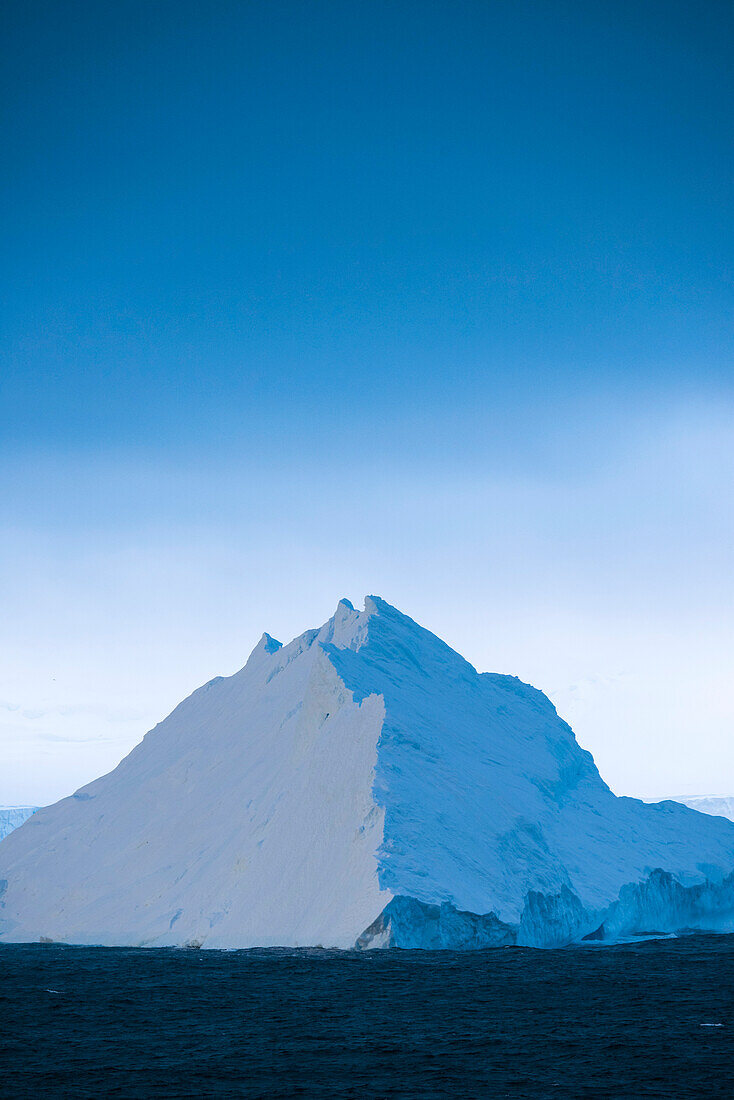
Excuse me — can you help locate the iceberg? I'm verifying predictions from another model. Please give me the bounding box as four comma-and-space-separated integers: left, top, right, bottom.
1, 597, 733, 949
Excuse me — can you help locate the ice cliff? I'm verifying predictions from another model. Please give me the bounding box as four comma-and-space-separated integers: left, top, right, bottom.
1, 597, 733, 950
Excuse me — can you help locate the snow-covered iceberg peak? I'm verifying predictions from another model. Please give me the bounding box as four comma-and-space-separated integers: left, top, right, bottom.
1, 596, 734, 950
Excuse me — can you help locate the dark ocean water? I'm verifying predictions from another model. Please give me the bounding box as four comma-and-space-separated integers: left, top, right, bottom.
2, 936, 734, 1098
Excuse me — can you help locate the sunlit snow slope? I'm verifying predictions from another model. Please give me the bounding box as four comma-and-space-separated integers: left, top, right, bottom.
2, 597, 733, 949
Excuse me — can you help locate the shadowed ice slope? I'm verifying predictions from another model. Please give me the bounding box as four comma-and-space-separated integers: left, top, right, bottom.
1, 597, 734, 949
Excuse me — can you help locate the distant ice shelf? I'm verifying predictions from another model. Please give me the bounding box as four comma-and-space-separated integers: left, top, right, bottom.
664, 796, 734, 824
0, 808, 38, 842
1, 597, 734, 950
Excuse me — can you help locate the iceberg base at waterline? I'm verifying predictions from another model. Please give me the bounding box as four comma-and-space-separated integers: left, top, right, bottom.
356, 869, 734, 950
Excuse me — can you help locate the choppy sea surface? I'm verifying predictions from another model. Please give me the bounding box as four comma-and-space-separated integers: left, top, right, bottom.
2, 935, 734, 1097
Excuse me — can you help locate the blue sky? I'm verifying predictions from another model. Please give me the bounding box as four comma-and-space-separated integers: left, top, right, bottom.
1, 1, 733, 804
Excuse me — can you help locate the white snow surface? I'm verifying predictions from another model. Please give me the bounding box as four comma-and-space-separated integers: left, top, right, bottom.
1, 596, 734, 949
0, 807, 37, 842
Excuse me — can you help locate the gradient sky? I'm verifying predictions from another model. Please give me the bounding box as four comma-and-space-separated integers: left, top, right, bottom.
2, 0, 733, 806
